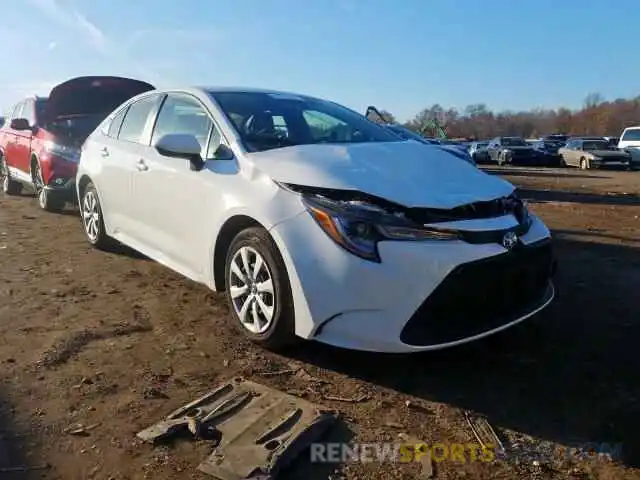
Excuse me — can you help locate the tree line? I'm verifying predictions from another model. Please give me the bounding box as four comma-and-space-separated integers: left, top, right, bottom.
374, 93, 640, 140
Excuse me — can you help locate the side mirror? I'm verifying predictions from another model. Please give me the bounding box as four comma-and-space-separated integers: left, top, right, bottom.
10, 118, 31, 131
154, 133, 205, 171
213, 144, 235, 160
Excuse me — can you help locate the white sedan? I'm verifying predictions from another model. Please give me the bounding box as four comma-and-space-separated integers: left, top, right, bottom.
76, 87, 556, 353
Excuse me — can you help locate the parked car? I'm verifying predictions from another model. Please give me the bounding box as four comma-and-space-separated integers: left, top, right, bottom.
541, 134, 569, 144
76, 87, 556, 353
532, 139, 564, 166
487, 136, 544, 166
468, 141, 491, 163
382, 124, 476, 166
0, 116, 5, 129
558, 138, 632, 169
0, 76, 154, 210
618, 126, 640, 169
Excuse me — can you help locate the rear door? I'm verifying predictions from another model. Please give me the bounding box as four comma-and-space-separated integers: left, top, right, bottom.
97, 94, 162, 241
3, 102, 28, 180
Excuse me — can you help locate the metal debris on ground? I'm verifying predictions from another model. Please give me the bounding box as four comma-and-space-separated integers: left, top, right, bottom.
321, 394, 370, 403
137, 377, 338, 479
464, 411, 505, 457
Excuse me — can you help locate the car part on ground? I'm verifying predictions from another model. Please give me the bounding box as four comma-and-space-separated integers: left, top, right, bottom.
137, 377, 338, 479
76, 86, 555, 353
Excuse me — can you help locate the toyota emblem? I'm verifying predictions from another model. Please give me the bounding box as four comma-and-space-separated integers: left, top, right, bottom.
502, 231, 518, 250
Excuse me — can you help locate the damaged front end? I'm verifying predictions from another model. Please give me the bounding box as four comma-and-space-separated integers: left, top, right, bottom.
278, 182, 533, 262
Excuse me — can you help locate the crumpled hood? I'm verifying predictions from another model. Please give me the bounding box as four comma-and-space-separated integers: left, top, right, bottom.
246, 141, 515, 209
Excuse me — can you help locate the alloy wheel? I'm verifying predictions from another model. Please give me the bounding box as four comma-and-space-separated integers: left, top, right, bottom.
33, 165, 46, 206
228, 246, 275, 334
82, 190, 100, 242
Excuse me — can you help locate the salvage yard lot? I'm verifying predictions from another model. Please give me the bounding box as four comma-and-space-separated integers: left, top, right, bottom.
1, 166, 640, 480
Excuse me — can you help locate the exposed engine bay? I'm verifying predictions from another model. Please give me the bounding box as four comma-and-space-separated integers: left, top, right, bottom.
281, 183, 530, 227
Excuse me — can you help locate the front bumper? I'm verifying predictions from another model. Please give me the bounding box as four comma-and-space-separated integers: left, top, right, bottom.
271, 211, 555, 353
40, 153, 78, 202
591, 158, 631, 168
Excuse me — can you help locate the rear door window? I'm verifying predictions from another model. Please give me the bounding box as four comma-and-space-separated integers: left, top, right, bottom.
118, 95, 158, 144
107, 107, 129, 138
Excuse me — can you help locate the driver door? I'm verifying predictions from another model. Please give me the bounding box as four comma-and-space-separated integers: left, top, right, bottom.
136, 93, 221, 277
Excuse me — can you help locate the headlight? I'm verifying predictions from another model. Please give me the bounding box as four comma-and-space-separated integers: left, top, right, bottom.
42, 141, 80, 163
302, 194, 459, 262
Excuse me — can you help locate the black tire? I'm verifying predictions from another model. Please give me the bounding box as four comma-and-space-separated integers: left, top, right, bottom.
1, 157, 22, 195
37, 188, 65, 212
80, 182, 112, 250
224, 227, 297, 350
32, 162, 64, 212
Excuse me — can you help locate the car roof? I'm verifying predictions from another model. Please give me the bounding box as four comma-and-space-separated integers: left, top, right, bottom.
197, 86, 318, 99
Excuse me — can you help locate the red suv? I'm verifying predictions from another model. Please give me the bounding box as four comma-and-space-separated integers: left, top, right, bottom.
0, 76, 154, 211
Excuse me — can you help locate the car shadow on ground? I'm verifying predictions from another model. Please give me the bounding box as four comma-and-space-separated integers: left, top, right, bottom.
285, 235, 640, 468
518, 188, 640, 206
482, 167, 609, 180
0, 387, 48, 479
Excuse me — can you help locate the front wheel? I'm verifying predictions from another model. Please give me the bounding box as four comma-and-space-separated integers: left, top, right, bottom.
32, 163, 64, 212
81, 183, 112, 250
224, 227, 297, 350
580, 158, 590, 170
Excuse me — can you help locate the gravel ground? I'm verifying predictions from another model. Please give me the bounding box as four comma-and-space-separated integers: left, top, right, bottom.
1, 165, 639, 480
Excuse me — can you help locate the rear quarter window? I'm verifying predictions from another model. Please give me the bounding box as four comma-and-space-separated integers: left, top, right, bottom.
621, 128, 640, 142
106, 107, 129, 138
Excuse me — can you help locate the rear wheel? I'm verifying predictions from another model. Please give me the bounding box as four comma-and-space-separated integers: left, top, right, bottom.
81, 183, 113, 250
32, 162, 64, 212
1, 158, 22, 195
224, 227, 297, 350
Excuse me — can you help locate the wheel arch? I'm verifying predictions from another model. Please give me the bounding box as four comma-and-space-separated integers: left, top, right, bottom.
212, 215, 269, 291
77, 174, 93, 201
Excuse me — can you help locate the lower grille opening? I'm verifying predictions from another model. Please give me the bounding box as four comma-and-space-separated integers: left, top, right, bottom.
400, 241, 554, 346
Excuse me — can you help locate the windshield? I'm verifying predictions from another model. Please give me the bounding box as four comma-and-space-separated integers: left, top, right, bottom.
583, 140, 609, 150
209, 91, 402, 152
544, 135, 568, 142
502, 137, 527, 146
386, 125, 430, 143
476, 143, 488, 148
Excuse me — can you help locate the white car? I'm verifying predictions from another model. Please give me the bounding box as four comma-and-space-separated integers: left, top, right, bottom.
76, 87, 556, 353
618, 126, 640, 169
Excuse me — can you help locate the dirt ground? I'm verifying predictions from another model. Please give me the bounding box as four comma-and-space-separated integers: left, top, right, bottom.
1, 166, 640, 480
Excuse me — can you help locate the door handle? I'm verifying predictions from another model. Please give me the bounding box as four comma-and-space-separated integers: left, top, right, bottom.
136, 159, 149, 171
100, 147, 109, 157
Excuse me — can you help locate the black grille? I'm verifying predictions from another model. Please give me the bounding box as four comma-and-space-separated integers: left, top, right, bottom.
405, 196, 526, 224
400, 240, 554, 346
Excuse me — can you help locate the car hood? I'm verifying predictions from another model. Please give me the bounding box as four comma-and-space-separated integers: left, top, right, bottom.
44, 76, 155, 122
246, 142, 514, 209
